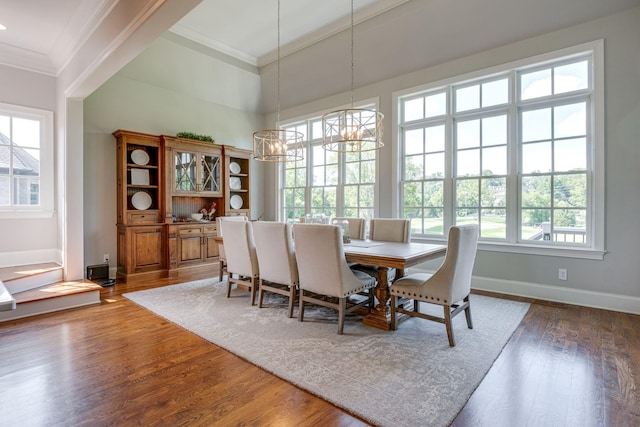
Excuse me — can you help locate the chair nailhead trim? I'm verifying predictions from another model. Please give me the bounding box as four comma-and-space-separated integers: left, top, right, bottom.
390, 289, 447, 303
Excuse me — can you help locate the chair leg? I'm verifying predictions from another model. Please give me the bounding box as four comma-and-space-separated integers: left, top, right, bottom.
226, 273, 233, 298
298, 290, 305, 322
338, 297, 346, 335
219, 260, 224, 282
464, 295, 473, 329
390, 295, 398, 330
250, 277, 257, 305
287, 285, 296, 318
444, 305, 455, 347
258, 278, 265, 308
368, 287, 374, 312
413, 299, 420, 313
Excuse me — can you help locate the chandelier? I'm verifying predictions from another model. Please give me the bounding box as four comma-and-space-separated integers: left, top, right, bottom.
322, 0, 383, 153
253, 0, 303, 162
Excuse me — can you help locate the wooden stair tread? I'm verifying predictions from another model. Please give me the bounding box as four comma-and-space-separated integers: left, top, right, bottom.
12, 281, 102, 304
0, 262, 62, 283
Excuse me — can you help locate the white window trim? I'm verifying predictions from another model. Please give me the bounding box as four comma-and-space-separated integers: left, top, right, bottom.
393, 40, 605, 260
0, 102, 55, 219
277, 97, 382, 222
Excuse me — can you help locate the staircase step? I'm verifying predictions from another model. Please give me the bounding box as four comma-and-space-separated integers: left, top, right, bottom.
0, 280, 101, 323
0, 263, 63, 294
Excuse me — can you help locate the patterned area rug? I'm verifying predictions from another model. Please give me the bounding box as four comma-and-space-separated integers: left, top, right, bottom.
125, 279, 529, 427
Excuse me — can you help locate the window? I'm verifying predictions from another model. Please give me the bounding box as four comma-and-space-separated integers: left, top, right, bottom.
398, 42, 603, 256
280, 106, 377, 222
0, 102, 54, 217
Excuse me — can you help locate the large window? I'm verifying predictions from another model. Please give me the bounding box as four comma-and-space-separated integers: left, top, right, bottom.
398, 42, 603, 255
280, 108, 377, 222
0, 102, 54, 217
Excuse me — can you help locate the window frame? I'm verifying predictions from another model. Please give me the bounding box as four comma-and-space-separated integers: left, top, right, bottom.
394, 40, 605, 260
0, 102, 54, 218
278, 100, 380, 222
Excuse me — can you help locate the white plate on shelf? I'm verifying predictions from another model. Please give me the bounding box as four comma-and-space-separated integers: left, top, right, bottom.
131, 149, 150, 165
229, 177, 241, 190
131, 168, 150, 185
229, 161, 241, 174
230, 194, 243, 209
131, 191, 152, 210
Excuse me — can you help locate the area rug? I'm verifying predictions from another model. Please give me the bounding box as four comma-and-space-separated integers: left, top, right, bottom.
125, 279, 529, 427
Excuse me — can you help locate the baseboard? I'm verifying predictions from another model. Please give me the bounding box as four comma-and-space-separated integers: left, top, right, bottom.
410, 268, 640, 315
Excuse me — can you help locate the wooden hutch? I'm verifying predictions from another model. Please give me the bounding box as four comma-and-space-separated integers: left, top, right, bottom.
113, 129, 252, 282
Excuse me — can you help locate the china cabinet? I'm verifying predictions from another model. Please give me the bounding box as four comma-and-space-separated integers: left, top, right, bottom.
113, 130, 252, 282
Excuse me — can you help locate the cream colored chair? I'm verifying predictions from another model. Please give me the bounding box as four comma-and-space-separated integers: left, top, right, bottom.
390, 224, 479, 346
219, 220, 259, 305
216, 215, 248, 281
253, 221, 299, 318
293, 223, 376, 335
331, 217, 366, 240
352, 218, 411, 282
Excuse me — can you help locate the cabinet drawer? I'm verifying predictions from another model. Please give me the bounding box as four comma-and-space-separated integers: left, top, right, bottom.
127, 211, 161, 224
178, 226, 203, 236
203, 225, 217, 235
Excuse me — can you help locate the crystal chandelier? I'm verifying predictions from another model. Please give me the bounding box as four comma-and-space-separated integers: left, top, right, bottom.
253, 0, 303, 162
322, 0, 383, 153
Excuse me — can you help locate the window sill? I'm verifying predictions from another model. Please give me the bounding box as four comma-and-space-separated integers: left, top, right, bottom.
412, 236, 606, 260
0, 210, 55, 220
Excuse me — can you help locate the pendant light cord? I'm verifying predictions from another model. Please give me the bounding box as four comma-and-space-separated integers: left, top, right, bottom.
276, 0, 282, 128
350, 0, 354, 108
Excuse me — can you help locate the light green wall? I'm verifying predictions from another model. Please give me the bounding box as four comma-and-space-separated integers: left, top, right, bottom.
83, 35, 264, 270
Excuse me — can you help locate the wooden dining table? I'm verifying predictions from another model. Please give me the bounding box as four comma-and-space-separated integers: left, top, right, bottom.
343, 240, 446, 330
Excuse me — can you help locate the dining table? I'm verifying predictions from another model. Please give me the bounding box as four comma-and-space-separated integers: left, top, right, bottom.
343, 239, 446, 330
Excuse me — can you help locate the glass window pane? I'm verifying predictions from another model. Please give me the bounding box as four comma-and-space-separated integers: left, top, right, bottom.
345, 162, 359, 184
456, 179, 479, 207
404, 97, 424, 121
405, 129, 423, 155
455, 85, 480, 112
311, 121, 322, 140
457, 209, 479, 224
296, 168, 307, 187
481, 210, 506, 239
521, 68, 552, 100
405, 155, 424, 180
482, 115, 507, 146
423, 210, 444, 235
312, 166, 324, 186
457, 149, 480, 177
522, 175, 551, 207
424, 181, 443, 207
425, 152, 444, 178
481, 177, 506, 207
0, 115, 9, 136
425, 92, 447, 117
360, 184, 374, 206
522, 141, 552, 174
294, 188, 305, 207
554, 209, 586, 230
425, 125, 445, 153
312, 145, 324, 166
325, 164, 338, 185
482, 78, 509, 107
521, 209, 551, 240
482, 146, 506, 175
554, 173, 587, 208
555, 138, 586, 172
522, 108, 551, 142
285, 168, 295, 186
361, 160, 375, 183
12, 118, 40, 148
554, 60, 589, 94
554, 102, 586, 139
0, 176, 9, 205
344, 185, 358, 206
457, 119, 480, 149
404, 182, 422, 207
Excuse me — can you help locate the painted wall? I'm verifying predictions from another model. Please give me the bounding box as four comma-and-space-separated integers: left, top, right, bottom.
0, 64, 60, 266
263, 7, 640, 309
83, 35, 264, 270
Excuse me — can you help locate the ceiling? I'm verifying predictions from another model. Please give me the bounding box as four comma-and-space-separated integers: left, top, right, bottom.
0, 0, 408, 75
0, 0, 639, 76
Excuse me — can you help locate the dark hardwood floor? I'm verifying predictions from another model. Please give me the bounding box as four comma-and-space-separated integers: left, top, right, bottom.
1, 274, 638, 426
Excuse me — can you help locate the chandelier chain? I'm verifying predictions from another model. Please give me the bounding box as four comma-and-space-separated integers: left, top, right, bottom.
350, 0, 354, 107
276, 0, 282, 127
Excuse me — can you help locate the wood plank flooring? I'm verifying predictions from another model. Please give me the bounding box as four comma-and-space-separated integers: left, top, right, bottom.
0, 276, 638, 426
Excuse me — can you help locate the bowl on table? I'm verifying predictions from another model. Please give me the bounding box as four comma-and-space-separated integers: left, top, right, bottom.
191, 213, 204, 221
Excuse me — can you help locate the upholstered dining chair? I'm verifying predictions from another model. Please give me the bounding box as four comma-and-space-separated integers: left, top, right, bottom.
352, 218, 411, 282
252, 221, 299, 318
216, 215, 248, 281
293, 223, 377, 335
331, 217, 366, 240
219, 220, 259, 305
389, 224, 479, 346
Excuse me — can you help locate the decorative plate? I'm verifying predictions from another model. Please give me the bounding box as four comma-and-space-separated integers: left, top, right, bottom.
229, 177, 241, 190
131, 191, 152, 210
229, 162, 241, 174
131, 149, 150, 165
230, 194, 243, 210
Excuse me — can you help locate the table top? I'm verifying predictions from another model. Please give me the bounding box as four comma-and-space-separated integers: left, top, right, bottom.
343, 240, 446, 269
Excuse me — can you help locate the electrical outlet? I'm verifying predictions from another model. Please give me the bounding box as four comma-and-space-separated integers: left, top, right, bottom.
558, 268, 568, 281
103, 254, 110, 264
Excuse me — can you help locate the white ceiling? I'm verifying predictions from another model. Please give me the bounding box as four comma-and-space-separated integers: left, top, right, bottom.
1, 0, 639, 76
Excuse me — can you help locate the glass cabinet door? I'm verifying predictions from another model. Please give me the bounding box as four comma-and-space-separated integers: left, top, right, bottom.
200, 154, 221, 193
174, 151, 197, 192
